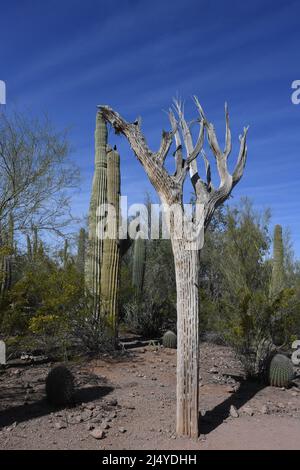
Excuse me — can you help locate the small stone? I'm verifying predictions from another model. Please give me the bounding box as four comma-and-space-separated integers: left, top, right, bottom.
85, 403, 95, 411
261, 405, 269, 414
54, 422, 66, 430
108, 398, 118, 406
119, 427, 126, 433
242, 406, 254, 416
86, 423, 94, 431
229, 405, 239, 418
81, 410, 93, 420
209, 367, 218, 374
90, 428, 105, 440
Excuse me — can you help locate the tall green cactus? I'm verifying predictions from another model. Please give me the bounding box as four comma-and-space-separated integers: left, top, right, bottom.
63, 239, 69, 268
27, 234, 32, 261
132, 235, 146, 296
270, 224, 285, 298
77, 228, 86, 274
0, 215, 14, 300
100, 147, 121, 335
33, 226, 38, 260
85, 111, 108, 317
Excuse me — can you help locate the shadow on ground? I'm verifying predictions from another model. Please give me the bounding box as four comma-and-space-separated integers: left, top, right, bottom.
200, 378, 265, 435
0, 385, 113, 430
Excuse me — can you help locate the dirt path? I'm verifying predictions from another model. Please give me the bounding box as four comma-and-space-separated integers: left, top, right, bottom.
0, 343, 300, 450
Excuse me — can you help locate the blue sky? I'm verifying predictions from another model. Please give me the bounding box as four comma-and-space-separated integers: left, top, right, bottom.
1, 0, 300, 256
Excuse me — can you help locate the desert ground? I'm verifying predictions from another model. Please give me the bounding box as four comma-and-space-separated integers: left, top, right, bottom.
1, 341, 300, 450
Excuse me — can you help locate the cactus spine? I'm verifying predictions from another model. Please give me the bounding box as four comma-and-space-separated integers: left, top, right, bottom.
77, 228, 86, 274
100, 147, 121, 335
85, 111, 108, 317
270, 224, 285, 298
132, 235, 146, 296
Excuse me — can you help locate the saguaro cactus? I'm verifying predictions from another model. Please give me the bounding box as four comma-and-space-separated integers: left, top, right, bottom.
77, 228, 86, 274
0, 215, 14, 300
63, 239, 69, 268
33, 226, 38, 260
270, 224, 285, 298
132, 235, 146, 296
100, 147, 121, 335
85, 111, 108, 317
27, 234, 32, 261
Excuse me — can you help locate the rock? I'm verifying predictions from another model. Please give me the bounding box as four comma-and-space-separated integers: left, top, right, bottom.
86, 423, 95, 431
261, 405, 269, 414
81, 410, 93, 420
229, 405, 239, 418
54, 422, 66, 430
209, 367, 218, 374
85, 403, 95, 411
6, 421, 17, 432
242, 406, 254, 416
119, 427, 126, 433
90, 428, 105, 440
108, 398, 118, 406
102, 423, 110, 430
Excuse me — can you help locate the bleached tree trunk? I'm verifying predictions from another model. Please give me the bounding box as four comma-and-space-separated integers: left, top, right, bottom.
172, 238, 200, 437
99, 98, 248, 438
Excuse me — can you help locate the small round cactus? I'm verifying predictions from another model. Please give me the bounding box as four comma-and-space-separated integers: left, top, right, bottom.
162, 330, 177, 349
46, 365, 75, 406
268, 354, 294, 388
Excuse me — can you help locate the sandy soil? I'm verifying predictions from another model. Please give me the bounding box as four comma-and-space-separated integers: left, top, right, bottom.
0, 342, 300, 450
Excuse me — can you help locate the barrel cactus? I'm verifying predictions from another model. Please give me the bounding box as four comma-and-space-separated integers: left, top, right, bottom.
162, 330, 177, 349
45, 365, 75, 405
268, 354, 294, 388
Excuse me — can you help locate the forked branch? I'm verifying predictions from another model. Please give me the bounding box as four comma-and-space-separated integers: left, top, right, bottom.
99, 99, 248, 220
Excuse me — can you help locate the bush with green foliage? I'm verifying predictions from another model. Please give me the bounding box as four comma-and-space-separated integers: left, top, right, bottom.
201, 199, 300, 378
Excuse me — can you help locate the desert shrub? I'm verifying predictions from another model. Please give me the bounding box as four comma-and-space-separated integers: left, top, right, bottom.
71, 311, 116, 354
216, 288, 299, 378
124, 297, 168, 338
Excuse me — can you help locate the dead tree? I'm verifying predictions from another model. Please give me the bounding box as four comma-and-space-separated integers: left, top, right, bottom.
99, 98, 248, 438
